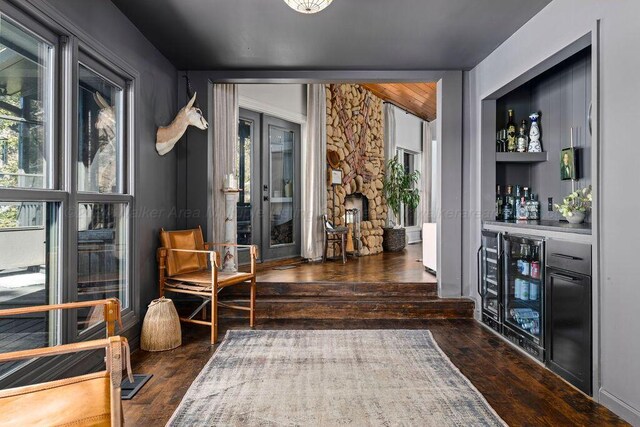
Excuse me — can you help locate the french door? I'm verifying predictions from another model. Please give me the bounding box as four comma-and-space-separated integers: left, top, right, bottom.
237, 109, 301, 262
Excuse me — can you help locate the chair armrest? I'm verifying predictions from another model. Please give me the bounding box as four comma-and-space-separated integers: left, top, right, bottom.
205, 243, 258, 258
165, 248, 220, 268
0, 336, 122, 363
0, 299, 122, 337
0, 336, 134, 384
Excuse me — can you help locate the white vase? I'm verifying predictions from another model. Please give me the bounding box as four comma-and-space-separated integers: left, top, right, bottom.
565, 211, 585, 224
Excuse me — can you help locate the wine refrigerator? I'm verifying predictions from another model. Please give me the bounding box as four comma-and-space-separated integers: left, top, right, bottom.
480, 232, 546, 362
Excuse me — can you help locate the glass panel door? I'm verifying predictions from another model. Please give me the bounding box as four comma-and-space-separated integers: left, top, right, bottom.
268, 125, 294, 247
481, 231, 500, 315
261, 115, 300, 261
503, 235, 544, 345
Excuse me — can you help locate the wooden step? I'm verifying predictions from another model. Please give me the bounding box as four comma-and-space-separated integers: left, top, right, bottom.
220, 281, 439, 299
218, 296, 474, 320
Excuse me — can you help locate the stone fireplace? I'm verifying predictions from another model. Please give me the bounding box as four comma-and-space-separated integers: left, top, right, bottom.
326, 84, 387, 256
345, 193, 369, 221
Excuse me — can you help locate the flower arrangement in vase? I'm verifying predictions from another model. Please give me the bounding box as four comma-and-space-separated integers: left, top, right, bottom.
554, 185, 592, 224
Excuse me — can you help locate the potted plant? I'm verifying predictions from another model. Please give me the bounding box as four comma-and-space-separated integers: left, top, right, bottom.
382, 155, 420, 252
554, 185, 592, 224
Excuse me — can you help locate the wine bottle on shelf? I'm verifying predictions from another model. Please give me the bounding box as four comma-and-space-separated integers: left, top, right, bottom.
503, 185, 514, 220
518, 187, 530, 220
517, 119, 529, 152
506, 110, 517, 152
496, 185, 503, 220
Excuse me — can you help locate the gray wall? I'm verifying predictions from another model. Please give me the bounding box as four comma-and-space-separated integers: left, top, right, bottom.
436, 71, 464, 297
26, 0, 178, 328
466, 0, 640, 423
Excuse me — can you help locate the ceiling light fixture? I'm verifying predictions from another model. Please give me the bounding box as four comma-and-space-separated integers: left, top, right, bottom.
284, 0, 333, 14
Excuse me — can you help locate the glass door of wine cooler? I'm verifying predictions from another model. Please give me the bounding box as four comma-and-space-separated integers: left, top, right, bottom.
503, 234, 545, 350
480, 231, 501, 319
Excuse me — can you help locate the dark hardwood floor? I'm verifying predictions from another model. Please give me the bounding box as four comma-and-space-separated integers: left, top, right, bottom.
123, 319, 627, 426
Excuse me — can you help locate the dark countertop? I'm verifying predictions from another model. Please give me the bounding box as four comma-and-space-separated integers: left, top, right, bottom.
483, 219, 592, 235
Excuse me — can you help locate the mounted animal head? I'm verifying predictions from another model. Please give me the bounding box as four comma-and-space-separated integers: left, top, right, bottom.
94, 92, 116, 141
156, 92, 208, 156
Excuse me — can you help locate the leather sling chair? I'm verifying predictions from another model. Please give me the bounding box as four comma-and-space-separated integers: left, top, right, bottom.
157, 226, 258, 344
0, 298, 133, 427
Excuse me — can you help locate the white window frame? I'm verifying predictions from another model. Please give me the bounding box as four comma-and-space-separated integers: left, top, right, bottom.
395, 147, 422, 243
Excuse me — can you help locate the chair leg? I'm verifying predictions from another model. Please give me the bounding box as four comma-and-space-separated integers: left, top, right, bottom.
342, 234, 346, 264
211, 284, 218, 344
323, 234, 328, 262
250, 278, 256, 328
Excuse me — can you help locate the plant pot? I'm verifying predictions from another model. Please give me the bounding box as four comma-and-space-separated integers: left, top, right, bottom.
382, 227, 406, 252
564, 211, 586, 224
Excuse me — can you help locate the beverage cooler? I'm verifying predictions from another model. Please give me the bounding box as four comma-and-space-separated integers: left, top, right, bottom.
478, 231, 502, 332
502, 234, 545, 361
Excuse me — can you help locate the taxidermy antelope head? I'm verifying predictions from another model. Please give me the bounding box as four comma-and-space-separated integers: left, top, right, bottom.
156, 92, 208, 156
93, 92, 117, 193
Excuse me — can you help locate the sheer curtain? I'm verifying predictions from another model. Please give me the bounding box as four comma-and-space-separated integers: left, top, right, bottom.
210, 83, 238, 242
422, 120, 433, 223
383, 103, 397, 226
301, 84, 327, 260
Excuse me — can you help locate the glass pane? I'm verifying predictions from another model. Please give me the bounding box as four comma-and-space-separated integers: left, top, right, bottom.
77, 203, 127, 334
505, 240, 543, 342
0, 201, 59, 378
0, 17, 53, 189
236, 118, 252, 245
78, 64, 122, 193
269, 125, 294, 246
403, 152, 417, 227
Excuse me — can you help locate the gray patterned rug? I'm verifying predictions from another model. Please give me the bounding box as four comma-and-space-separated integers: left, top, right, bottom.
168, 330, 506, 426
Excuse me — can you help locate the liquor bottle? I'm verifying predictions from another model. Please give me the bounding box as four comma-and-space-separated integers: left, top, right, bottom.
518, 187, 530, 220
527, 193, 540, 220
506, 110, 517, 152
503, 185, 514, 220
514, 186, 522, 219
516, 120, 529, 152
496, 185, 503, 220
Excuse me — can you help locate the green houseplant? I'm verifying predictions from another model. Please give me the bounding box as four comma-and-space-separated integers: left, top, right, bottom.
382, 155, 420, 252
554, 185, 592, 224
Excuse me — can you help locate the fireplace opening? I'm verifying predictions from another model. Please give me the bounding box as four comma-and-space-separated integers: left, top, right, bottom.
344, 193, 369, 221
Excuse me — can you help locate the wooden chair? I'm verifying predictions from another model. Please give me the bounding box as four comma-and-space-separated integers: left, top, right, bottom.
157, 226, 258, 344
0, 299, 132, 427
323, 214, 348, 264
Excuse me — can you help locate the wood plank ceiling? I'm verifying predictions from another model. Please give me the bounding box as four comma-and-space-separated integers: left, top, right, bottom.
361, 83, 437, 122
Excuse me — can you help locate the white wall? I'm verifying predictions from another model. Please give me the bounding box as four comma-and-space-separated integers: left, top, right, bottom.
466, 0, 640, 423
238, 84, 307, 123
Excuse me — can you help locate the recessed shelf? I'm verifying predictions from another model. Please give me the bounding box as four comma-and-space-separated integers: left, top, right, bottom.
496, 152, 548, 163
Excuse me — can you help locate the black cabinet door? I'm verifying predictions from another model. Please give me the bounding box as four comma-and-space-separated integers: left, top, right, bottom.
545, 268, 592, 395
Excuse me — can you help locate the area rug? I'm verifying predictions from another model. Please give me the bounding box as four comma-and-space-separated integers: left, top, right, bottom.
168, 330, 506, 426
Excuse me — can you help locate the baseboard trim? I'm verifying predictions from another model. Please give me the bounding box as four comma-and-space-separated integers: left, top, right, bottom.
599, 388, 640, 425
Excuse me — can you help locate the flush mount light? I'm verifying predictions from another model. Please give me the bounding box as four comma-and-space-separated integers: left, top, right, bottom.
284, 0, 333, 14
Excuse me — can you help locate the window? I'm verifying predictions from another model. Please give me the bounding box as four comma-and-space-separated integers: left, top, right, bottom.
0, 12, 61, 380
0, 201, 60, 376
77, 64, 124, 194
75, 55, 132, 335
77, 203, 128, 333
395, 148, 421, 228
0, 7, 135, 384
0, 15, 54, 189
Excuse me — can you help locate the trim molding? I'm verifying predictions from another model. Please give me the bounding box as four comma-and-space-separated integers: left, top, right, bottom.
599, 388, 640, 426
239, 95, 307, 124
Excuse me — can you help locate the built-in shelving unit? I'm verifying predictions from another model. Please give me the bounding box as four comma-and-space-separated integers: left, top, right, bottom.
496, 152, 548, 163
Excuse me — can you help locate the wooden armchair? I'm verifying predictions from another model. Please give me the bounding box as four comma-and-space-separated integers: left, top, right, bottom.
0, 299, 132, 427
157, 226, 258, 344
